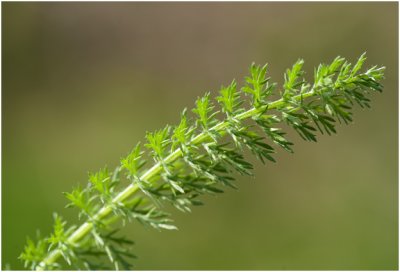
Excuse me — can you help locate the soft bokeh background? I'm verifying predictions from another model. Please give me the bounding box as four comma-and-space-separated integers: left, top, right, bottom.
2, 2, 398, 270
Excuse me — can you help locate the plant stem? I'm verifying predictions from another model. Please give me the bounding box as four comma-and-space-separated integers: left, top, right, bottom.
36, 90, 314, 270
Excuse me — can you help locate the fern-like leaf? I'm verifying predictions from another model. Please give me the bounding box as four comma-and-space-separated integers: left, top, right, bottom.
20, 53, 385, 270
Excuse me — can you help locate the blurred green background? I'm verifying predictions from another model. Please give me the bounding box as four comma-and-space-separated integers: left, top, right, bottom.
2, 2, 398, 270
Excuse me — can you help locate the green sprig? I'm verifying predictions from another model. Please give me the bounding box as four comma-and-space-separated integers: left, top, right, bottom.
20, 53, 385, 270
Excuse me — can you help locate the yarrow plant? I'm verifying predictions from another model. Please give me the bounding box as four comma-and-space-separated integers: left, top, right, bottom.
20, 53, 385, 270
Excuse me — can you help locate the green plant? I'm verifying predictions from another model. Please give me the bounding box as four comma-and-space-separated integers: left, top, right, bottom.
20, 53, 385, 270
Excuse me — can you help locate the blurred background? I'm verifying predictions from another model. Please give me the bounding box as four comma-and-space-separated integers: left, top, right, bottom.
2, 2, 398, 270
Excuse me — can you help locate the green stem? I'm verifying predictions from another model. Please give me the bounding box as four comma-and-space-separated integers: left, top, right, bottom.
36, 90, 314, 270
